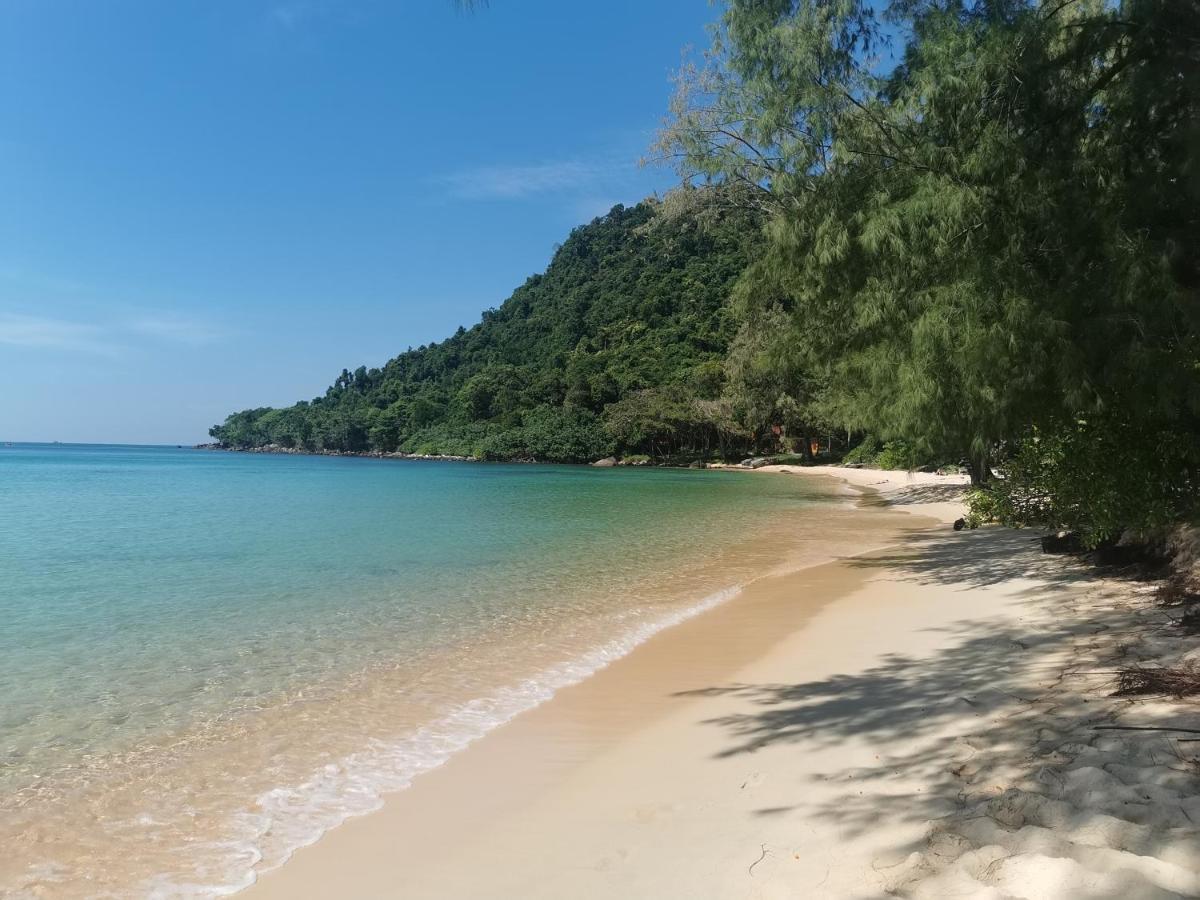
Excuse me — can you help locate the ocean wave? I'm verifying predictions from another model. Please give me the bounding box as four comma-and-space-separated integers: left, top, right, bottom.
143, 583, 745, 898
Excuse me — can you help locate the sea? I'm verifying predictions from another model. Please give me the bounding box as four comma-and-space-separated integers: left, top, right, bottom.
0, 443, 844, 897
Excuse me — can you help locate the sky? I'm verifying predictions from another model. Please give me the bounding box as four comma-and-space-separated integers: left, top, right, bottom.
0, 0, 721, 444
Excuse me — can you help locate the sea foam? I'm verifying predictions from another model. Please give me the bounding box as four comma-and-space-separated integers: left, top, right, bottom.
144, 583, 743, 898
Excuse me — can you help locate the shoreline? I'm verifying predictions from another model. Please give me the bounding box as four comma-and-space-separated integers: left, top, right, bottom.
193, 443, 958, 478
244, 465, 1198, 897
241, 468, 965, 897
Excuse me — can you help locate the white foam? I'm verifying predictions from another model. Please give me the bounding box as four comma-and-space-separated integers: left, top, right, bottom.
143, 583, 745, 898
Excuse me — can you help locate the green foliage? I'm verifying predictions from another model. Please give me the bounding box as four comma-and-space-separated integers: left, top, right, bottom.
602, 387, 745, 458
840, 437, 880, 467
211, 198, 762, 461
966, 414, 1200, 547
840, 436, 922, 470
478, 406, 614, 463
660, 0, 1200, 527
874, 441, 921, 472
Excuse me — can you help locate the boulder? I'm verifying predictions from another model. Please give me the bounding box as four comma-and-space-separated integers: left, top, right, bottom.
591, 456, 618, 467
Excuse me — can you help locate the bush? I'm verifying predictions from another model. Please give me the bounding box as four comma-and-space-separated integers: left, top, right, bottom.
874, 440, 920, 471
966, 415, 1200, 547
842, 437, 880, 466
841, 437, 921, 470
399, 422, 492, 457
478, 406, 614, 463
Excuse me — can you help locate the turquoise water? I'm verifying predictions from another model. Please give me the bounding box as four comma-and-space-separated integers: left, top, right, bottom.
0, 444, 835, 897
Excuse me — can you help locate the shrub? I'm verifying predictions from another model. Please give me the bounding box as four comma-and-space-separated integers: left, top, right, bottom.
842, 437, 880, 466
841, 437, 921, 470
874, 440, 920, 471
478, 406, 614, 463
966, 415, 1200, 547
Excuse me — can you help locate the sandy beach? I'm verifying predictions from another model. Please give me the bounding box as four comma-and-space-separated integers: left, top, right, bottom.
243, 467, 1199, 899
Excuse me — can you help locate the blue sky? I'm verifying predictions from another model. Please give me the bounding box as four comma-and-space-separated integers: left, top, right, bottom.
0, 0, 719, 443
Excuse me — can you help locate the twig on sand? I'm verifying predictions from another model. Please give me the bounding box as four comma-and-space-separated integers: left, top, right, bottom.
748, 843, 770, 876
1093, 725, 1200, 734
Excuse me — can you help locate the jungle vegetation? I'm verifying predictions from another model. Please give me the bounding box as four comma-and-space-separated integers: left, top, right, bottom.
210, 198, 792, 463
656, 0, 1198, 543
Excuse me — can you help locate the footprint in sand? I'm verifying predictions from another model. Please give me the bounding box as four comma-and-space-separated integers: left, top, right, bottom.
593, 848, 631, 871
633, 802, 682, 824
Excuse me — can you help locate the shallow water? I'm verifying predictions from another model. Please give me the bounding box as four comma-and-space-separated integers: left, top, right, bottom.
0, 444, 843, 897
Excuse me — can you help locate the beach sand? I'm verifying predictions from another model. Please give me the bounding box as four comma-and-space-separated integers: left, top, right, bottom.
243, 468, 1199, 899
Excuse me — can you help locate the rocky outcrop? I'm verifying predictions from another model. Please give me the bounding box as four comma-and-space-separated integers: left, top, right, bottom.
738, 457, 777, 469
193, 445, 477, 462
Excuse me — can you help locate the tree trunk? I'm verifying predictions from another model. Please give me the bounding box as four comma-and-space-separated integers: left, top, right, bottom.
967, 453, 990, 486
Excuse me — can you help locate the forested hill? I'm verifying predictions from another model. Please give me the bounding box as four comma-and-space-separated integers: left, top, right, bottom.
210, 197, 763, 462
214, 0, 1199, 547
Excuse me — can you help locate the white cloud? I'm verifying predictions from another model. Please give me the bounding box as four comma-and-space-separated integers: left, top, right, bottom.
437, 160, 604, 200
0, 310, 226, 357
269, 2, 321, 30
0, 314, 117, 356
126, 315, 226, 346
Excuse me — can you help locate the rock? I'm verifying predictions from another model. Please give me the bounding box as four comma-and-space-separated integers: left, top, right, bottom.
844, 462, 865, 469
1042, 531, 1083, 554
746, 457, 777, 469
688, 460, 707, 469
591, 456, 618, 467
953, 518, 966, 531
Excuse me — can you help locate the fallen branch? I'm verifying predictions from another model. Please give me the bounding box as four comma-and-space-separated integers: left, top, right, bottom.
1093, 725, 1200, 735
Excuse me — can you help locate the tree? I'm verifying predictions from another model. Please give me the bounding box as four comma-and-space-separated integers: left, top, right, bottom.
659, 0, 1199, 505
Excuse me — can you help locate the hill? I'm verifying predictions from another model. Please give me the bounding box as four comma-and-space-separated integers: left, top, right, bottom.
210, 197, 762, 463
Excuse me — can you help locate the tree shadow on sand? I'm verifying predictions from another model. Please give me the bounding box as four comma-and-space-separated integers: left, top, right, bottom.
672, 526, 1199, 865
848, 526, 1088, 588
863, 482, 969, 508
